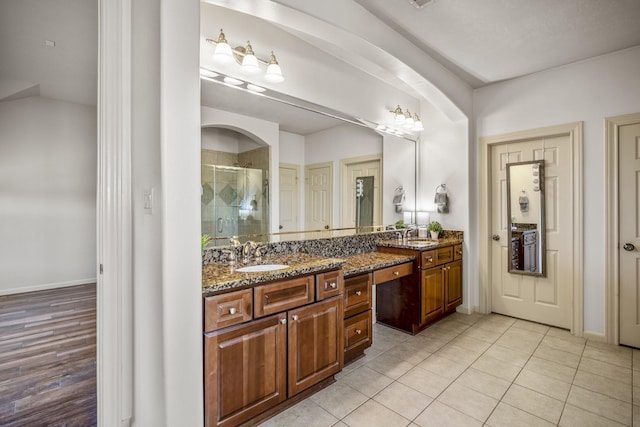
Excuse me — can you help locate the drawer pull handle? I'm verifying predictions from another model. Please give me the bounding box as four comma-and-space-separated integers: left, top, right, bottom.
292, 314, 299, 321
328, 282, 337, 289
427, 257, 433, 262
355, 329, 362, 335
458, 250, 463, 255
280, 318, 287, 325
355, 290, 362, 296
393, 271, 399, 276
228, 307, 236, 315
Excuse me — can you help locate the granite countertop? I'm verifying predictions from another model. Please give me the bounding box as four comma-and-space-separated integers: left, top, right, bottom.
202, 253, 345, 296
377, 237, 463, 251
341, 252, 415, 277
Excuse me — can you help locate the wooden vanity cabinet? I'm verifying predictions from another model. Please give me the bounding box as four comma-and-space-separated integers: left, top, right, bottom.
204, 269, 344, 427
342, 273, 372, 364
378, 242, 463, 334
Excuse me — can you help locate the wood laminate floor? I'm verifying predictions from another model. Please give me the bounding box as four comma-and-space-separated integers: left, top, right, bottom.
0, 284, 97, 426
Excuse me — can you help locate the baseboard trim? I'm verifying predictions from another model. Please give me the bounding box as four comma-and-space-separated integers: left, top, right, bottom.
583, 331, 606, 343
0, 279, 97, 296
456, 305, 474, 315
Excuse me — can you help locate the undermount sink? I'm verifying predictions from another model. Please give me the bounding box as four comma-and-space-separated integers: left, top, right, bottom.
406, 241, 438, 247
235, 264, 288, 273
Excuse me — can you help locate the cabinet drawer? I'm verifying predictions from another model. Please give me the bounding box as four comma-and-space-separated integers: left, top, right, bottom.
254, 276, 315, 318
316, 270, 344, 300
421, 246, 454, 267
344, 310, 372, 353
524, 233, 536, 245
344, 273, 372, 318
204, 289, 252, 332
373, 262, 413, 284
454, 244, 463, 261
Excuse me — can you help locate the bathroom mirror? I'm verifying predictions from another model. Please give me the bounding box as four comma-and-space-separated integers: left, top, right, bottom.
506, 160, 546, 276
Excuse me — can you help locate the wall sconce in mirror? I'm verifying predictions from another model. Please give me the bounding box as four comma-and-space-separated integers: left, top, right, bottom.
206, 29, 284, 83
434, 184, 449, 213
507, 160, 546, 277
390, 105, 424, 131
393, 186, 405, 213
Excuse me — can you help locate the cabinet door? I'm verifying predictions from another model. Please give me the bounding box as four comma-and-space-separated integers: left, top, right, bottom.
445, 260, 463, 313
204, 314, 287, 427
421, 266, 444, 325
288, 296, 344, 396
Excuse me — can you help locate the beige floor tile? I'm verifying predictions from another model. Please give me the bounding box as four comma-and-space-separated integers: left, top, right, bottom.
413, 401, 483, 427
435, 343, 481, 366
534, 342, 581, 368
431, 318, 470, 334
450, 335, 493, 353
634, 405, 640, 427
567, 385, 632, 426
633, 386, 639, 406
461, 326, 503, 343
417, 354, 468, 379
340, 365, 394, 398
411, 334, 449, 353
586, 340, 633, 355
484, 344, 531, 368
471, 354, 522, 382
381, 343, 432, 367
475, 318, 514, 334
573, 370, 632, 403
501, 384, 564, 424
495, 328, 544, 354
331, 422, 348, 427
583, 345, 632, 369
447, 311, 486, 325
514, 368, 571, 401
258, 399, 338, 427
436, 382, 499, 422
341, 399, 410, 427
512, 319, 550, 335
559, 403, 628, 427
372, 381, 433, 420
486, 402, 555, 427
365, 352, 415, 379
309, 381, 368, 420
524, 356, 577, 384
418, 327, 458, 343
397, 366, 453, 398
546, 327, 586, 344
634, 370, 639, 385
633, 349, 640, 371
454, 368, 511, 400
579, 357, 632, 384
541, 335, 585, 355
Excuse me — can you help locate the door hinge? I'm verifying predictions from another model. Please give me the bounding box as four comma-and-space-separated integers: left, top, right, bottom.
99, 264, 104, 275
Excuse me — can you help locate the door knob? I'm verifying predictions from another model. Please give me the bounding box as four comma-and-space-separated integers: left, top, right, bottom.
279, 225, 283, 230
492, 235, 500, 241
324, 225, 329, 230
623, 243, 635, 251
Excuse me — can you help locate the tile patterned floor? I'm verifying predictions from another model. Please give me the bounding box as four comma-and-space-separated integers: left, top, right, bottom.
259, 313, 640, 427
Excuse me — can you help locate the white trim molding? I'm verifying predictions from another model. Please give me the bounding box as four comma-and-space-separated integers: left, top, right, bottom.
97, 0, 133, 425
604, 112, 640, 345
479, 122, 583, 336
0, 279, 97, 296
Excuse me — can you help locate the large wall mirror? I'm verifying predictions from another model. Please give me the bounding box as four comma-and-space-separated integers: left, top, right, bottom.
506, 160, 546, 276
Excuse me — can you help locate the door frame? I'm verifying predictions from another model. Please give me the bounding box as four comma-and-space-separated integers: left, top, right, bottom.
340, 154, 383, 228
479, 122, 583, 335
279, 162, 301, 232
605, 112, 640, 344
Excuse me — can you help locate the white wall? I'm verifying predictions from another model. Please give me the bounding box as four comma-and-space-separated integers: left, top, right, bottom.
382, 135, 416, 225
279, 130, 306, 228
0, 96, 96, 294
473, 46, 640, 335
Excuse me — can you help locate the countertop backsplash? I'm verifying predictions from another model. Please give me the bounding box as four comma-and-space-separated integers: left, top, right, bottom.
202, 229, 463, 265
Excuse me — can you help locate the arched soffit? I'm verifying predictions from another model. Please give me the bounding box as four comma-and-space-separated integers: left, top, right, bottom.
201, 125, 269, 148
202, 0, 471, 123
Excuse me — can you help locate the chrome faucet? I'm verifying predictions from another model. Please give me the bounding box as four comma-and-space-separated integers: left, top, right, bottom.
229, 235, 241, 247
242, 240, 257, 263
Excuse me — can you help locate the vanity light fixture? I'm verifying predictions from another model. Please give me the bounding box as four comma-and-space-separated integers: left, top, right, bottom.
390, 105, 424, 131
207, 29, 285, 83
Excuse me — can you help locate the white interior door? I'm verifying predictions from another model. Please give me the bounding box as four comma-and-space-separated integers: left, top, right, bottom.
305, 162, 332, 232
619, 123, 640, 348
490, 136, 572, 329
341, 157, 381, 228
279, 164, 299, 233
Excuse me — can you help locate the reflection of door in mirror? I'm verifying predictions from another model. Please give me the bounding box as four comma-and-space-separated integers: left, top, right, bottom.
305, 162, 332, 235
201, 127, 270, 245
279, 164, 300, 233
341, 156, 382, 230
507, 160, 545, 275
355, 176, 374, 233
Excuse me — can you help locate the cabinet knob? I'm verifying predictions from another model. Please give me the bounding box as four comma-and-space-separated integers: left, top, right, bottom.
442, 267, 446, 271
228, 307, 236, 315
427, 257, 433, 262
355, 290, 362, 296
280, 318, 287, 325
355, 329, 362, 335
328, 282, 337, 289
292, 314, 299, 321
393, 271, 399, 276
448, 266, 451, 270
